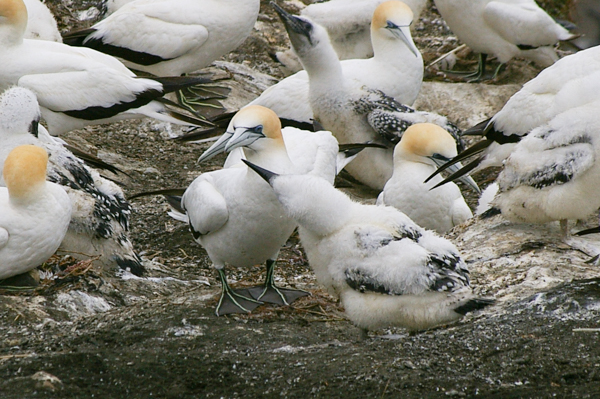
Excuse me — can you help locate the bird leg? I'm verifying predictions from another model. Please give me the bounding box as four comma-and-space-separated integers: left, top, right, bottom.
561, 219, 600, 265
176, 74, 230, 120
441, 54, 499, 82
215, 268, 263, 316
246, 259, 310, 306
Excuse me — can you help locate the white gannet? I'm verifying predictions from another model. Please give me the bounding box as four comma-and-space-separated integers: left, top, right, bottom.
428, 46, 600, 188
63, 0, 260, 77
377, 123, 472, 234
251, 0, 424, 127
432, 0, 575, 80
0, 0, 213, 135
23, 0, 61, 42
276, 0, 427, 72
0, 87, 145, 276
174, 106, 340, 315
0, 145, 72, 280
272, 3, 468, 191
243, 160, 494, 334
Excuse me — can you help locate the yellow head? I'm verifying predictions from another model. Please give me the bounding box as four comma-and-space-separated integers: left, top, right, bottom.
232, 105, 283, 140
0, 0, 28, 41
397, 123, 457, 160
372, 1, 414, 31
3, 145, 48, 201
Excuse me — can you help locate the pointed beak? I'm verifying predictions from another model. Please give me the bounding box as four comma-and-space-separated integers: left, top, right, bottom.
197, 132, 233, 163
428, 154, 480, 193
224, 127, 264, 153
242, 159, 279, 184
271, 1, 313, 43
389, 24, 420, 58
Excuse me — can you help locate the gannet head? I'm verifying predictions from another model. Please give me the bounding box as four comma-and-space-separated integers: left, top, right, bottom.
396, 123, 457, 165
3, 144, 48, 203
224, 105, 284, 153
0, 87, 42, 138
372, 1, 419, 58
0, 0, 28, 44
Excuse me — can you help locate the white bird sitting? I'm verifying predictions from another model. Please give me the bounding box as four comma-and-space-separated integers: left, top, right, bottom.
0, 0, 214, 135
243, 159, 494, 334
428, 46, 600, 188
23, 0, 61, 42
377, 123, 472, 234
0, 87, 145, 276
272, 3, 473, 192
251, 0, 424, 127
432, 0, 575, 80
0, 144, 72, 280
276, 0, 427, 72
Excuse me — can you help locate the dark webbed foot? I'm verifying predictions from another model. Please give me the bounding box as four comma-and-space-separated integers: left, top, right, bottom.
247, 259, 310, 306
215, 269, 263, 316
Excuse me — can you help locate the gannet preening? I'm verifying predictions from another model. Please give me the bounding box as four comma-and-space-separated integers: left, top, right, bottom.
276, 0, 427, 72
377, 123, 473, 234
0, 145, 72, 280
0, 87, 145, 276
243, 160, 494, 334
251, 1, 424, 127
23, 0, 61, 42
433, 0, 575, 80
0, 0, 215, 135
273, 3, 465, 191
428, 46, 600, 188
63, 0, 260, 77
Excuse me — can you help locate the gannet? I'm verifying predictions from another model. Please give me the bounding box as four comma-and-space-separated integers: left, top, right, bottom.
23, 0, 61, 42
244, 160, 494, 334
276, 0, 427, 72
63, 0, 260, 77
251, 1, 424, 127
273, 3, 465, 191
0, 87, 145, 276
377, 123, 472, 234
0, 145, 72, 280
175, 106, 340, 315
433, 0, 575, 80
428, 46, 600, 188
0, 0, 213, 135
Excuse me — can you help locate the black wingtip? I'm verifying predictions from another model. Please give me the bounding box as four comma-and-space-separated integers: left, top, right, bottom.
479, 207, 501, 219
454, 298, 495, 316
462, 118, 492, 136
575, 226, 600, 236
425, 139, 491, 184
242, 160, 279, 183
116, 256, 146, 277
129, 188, 187, 200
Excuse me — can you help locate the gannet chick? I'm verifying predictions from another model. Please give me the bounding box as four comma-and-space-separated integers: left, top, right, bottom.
0, 0, 214, 135
273, 3, 465, 191
244, 160, 494, 333
63, 0, 260, 77
23, 0, 61, 42
0, 145, 72, 280
251, 1, 424, 127
179, 106, 342, 315
433, 0, 575, 80
377, 123, 472, 234
0, 87, 145, 276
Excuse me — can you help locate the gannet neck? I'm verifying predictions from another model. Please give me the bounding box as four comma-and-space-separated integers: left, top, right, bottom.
3, 144, 48, 203
0, 0, 27, 45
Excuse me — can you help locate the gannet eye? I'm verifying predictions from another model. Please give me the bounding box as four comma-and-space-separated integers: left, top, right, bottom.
250, 125, 264, 134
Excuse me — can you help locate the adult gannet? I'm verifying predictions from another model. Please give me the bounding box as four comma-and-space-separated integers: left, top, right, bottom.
377, 123, 472, 234
0, 145, 72, 280
276, 0, 426, 72
173, 106, 341, 315
0, 0, 213, 135
273, 3, 465, 191
23, 0, 61, 42
251, 1, 424, 127
63, 0, 260, 77
0, 87, 145, 276
433, 0, 575, 80
244, 160, 494, 334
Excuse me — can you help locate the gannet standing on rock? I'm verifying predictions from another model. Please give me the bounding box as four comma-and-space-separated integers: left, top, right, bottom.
273, 3, 462, 191
377, 123, 472, 234
0, 87, 145, 276
243, 160, 494, 335
251, 1, 424, 127
433, 0, 575, 80
0, 145, 72, 280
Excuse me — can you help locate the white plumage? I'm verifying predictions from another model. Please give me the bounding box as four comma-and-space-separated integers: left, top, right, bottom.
243, 160, 493, 333
377, 123, 472, 234
0, 144, 72, 280
23, 0, 61, 42
251, 0, 424, 126
0, 87, 145, 276
64, 0, 260, 77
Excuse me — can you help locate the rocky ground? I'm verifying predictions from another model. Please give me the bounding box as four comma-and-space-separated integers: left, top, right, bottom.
2, 0, 600, 398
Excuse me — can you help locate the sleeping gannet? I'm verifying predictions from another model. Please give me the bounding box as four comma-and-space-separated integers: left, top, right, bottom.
377, 123, 472, 234
0, 145, 72, 280
0, 87, 145, 276
23, 0, 61, 42
243, 160, 494, 334
0, 0, 214, 135
433, 0, 575, 80
251, 1, 424, 127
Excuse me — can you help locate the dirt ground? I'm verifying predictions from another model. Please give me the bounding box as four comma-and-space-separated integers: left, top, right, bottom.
2, 0, 600, 398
